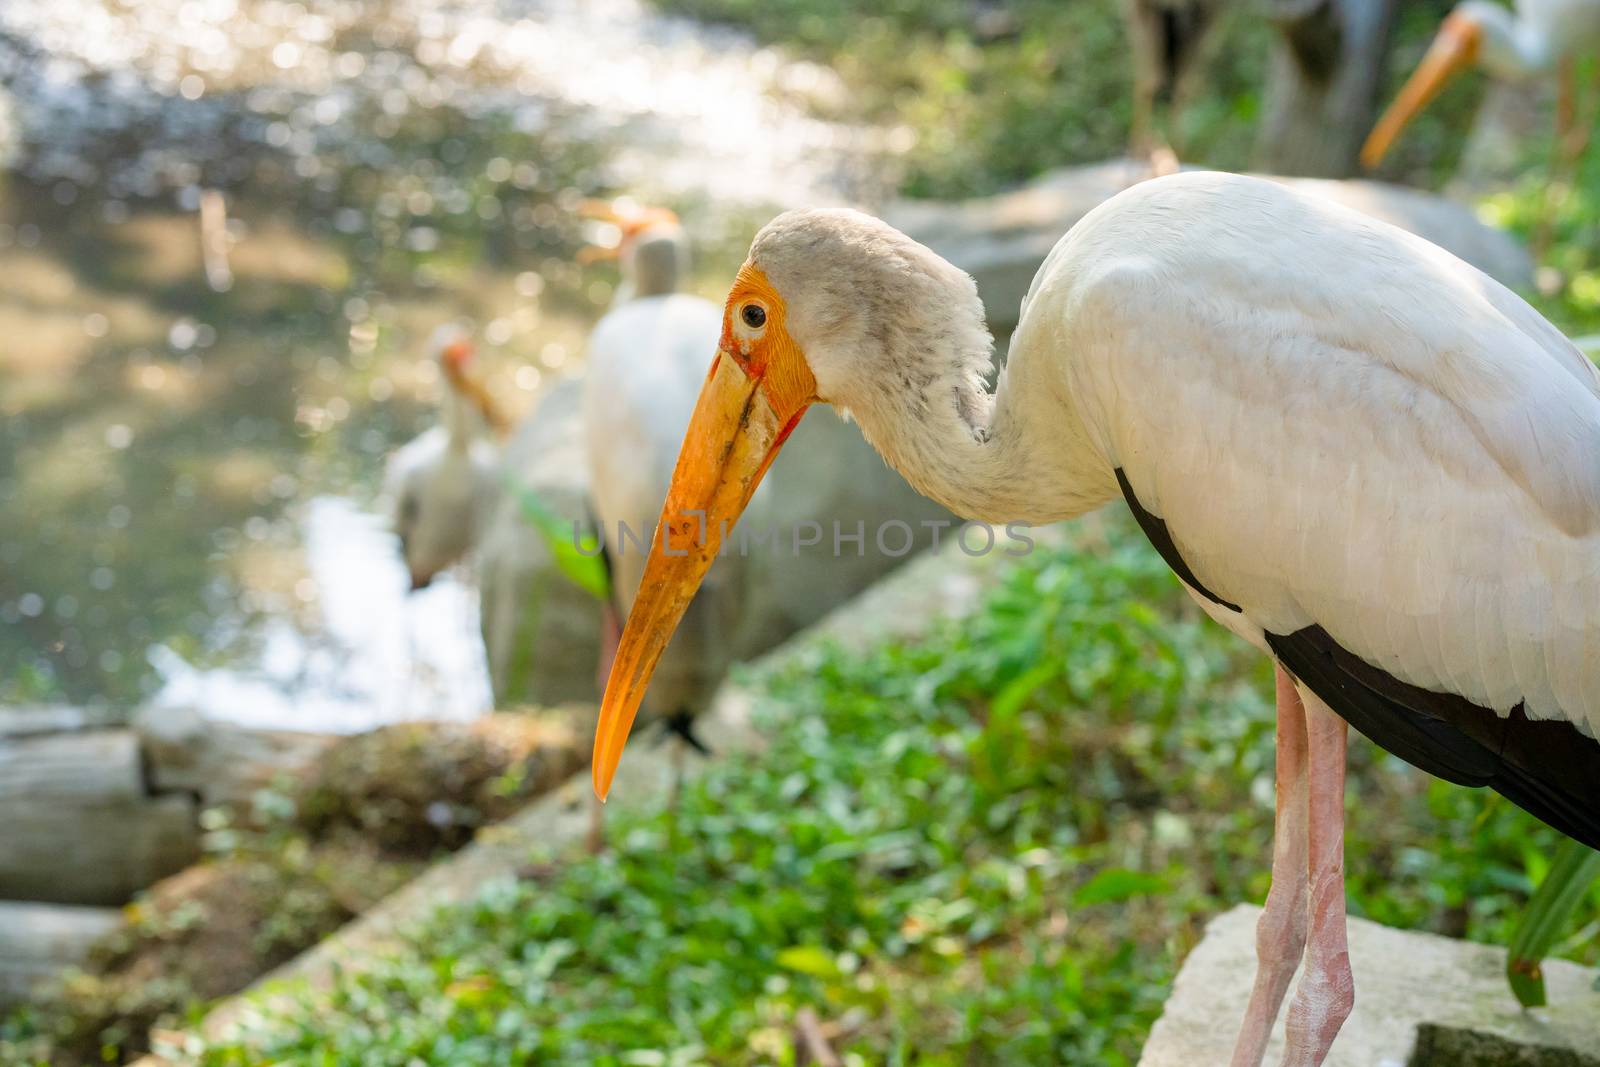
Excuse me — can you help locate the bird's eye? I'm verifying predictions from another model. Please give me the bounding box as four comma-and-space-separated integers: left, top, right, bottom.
741, 304, 767, 329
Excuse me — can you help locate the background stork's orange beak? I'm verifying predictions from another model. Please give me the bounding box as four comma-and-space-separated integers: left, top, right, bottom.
1361, 12, 1482, 169
591, 351, 808, 799
577, 198, 681, 265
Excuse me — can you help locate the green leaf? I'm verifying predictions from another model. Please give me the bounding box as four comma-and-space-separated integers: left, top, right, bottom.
1506, 839, 1600, 1008
1074, 868, 1170, 907
513, 486, 612, 601
988, 662, 1058, 728
775, 945, 841, 980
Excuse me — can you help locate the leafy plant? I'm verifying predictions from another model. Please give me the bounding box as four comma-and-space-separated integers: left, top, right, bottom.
514, 486, 613, 601
1506, 840, 1600, 1007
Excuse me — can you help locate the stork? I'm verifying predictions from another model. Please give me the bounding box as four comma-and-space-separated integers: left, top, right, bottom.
1361, 1, 1600, 181
589, 172, 1600, 1066
384, 327, 503, 591
578, 200, 735, 787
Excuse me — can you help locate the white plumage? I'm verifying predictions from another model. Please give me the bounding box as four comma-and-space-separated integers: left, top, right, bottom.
1043, 174, 1600, 736
584, 293, 726, 607
1469, 0, 1600, 73
579, 215, 745, 746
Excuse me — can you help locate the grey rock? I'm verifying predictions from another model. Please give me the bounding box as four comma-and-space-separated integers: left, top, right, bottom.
131, 704, 333, 807
0, 901, 122, 1009
1139, 903, 1600, 1067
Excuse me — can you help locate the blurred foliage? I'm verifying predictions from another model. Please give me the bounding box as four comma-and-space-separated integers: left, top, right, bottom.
658, 0, 1474, 198
151, 518, 1597, 1066
660, 0, 1259, 197
1483, 136, 1600, 337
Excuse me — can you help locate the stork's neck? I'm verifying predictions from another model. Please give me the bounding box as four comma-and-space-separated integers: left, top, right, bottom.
440, 384, 483, 450
839, 321, 1118, 527
619, 231, 688, 302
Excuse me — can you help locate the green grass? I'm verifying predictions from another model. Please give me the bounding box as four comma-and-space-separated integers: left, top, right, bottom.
84, 516, 1586, 1067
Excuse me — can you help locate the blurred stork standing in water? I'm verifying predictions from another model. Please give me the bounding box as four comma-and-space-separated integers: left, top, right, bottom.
1362, 0, 1600, 247
588, 173, 1600, 1065
385, 327, 506, 591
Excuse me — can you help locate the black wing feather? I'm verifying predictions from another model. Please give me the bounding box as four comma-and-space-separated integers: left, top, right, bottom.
1117, 468, 1600, 851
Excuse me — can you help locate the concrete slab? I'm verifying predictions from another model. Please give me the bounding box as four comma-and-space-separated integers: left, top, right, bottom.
1140, 904, 1600, 1067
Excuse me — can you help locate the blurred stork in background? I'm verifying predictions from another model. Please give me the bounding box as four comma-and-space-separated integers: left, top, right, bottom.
385, 327, 505, 591
1362, 0, 1600, 249
1122, 0, 1226, 173
577, 199, 737, 805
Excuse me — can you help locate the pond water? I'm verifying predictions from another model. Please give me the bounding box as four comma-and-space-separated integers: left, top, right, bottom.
147, 496, 491, 732
0, 0, 888, 729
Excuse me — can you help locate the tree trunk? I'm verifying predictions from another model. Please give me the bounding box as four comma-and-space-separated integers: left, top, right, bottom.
133, 705, 335, 808
0, 705, 120, 738
1256, 0, 1402, 177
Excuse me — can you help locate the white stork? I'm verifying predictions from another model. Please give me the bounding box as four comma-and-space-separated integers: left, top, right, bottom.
1361, 0, 1600, 172
385, 327, 504, 591
588, 171, 1600, 1066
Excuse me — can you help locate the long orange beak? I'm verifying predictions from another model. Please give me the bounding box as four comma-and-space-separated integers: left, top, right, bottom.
1361, 12, 1482, 169
591, 349, 809, 799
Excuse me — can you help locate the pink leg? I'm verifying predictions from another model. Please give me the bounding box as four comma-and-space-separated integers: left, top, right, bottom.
1229, 667, 1310, 1067
1279, 690, 1353, 1067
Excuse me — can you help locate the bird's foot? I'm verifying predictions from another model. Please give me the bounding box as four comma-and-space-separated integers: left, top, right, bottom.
1278, 943, 1353, 1067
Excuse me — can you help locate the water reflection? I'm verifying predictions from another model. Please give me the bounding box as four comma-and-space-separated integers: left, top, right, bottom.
0, 0, 880, 721
149, 496, 490, 732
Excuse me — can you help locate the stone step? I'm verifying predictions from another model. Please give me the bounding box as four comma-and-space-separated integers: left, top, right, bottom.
1139, 903, 1600, 1067
0, 901, 123, 1009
